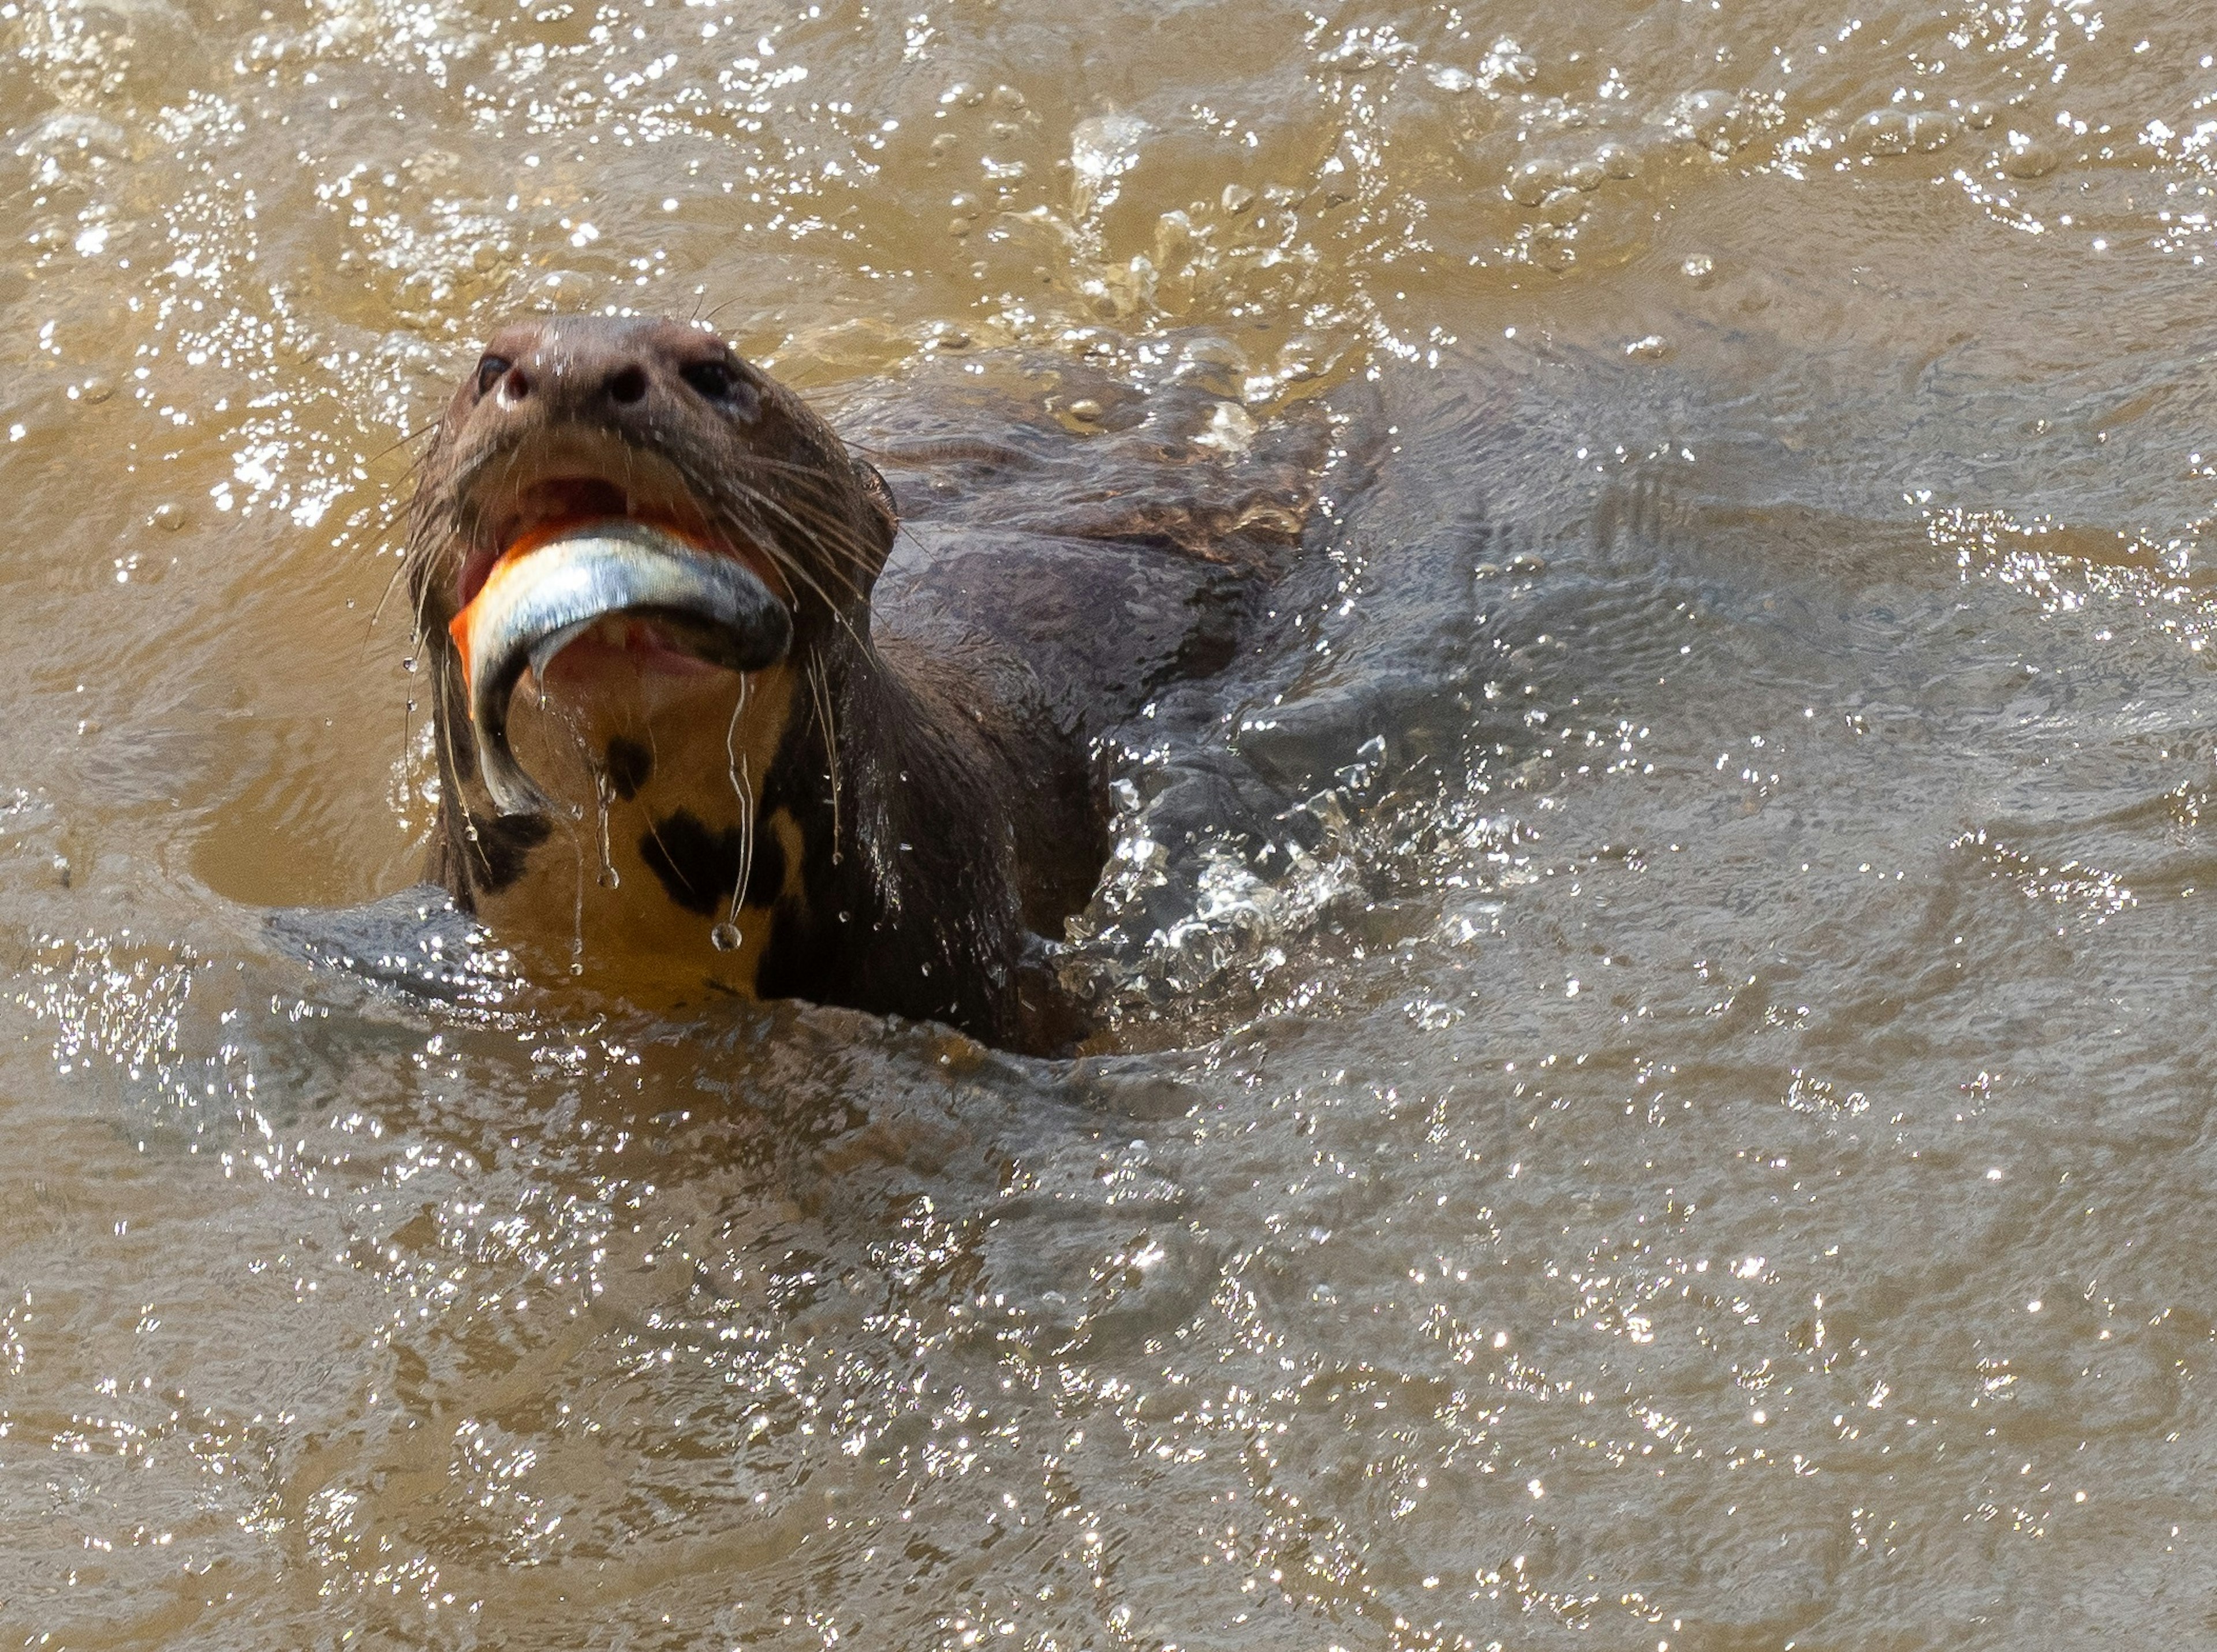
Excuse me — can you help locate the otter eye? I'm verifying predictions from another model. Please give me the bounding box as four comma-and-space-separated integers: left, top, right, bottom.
681, 356, 756, 414
475, 354, 511, 397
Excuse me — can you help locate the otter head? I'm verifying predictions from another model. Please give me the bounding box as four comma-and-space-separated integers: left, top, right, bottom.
405, 315, 897, 986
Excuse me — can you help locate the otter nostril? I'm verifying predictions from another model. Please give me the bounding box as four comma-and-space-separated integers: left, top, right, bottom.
500, 364, 533, 401
608, 366, 649, 405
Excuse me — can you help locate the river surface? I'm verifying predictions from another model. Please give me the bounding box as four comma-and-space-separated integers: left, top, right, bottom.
9, 0, 2217, 1644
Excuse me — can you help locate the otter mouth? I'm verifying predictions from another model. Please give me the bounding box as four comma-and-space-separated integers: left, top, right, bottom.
454, 435, 781, 610
447, 438, 793, 817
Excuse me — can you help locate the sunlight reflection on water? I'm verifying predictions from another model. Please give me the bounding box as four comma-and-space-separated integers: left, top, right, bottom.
9, 0, 2217, 1643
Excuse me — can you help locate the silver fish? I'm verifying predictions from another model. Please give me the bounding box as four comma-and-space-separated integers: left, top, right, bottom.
451, 519, 791, 817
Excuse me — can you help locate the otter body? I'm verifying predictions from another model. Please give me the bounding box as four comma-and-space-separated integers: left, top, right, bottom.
405, 315, 1300, 1053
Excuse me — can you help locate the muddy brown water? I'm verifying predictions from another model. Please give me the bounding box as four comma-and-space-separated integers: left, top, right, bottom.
9, 0, 2217, 1644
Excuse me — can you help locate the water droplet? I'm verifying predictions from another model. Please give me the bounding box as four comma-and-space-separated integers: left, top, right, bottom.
591, 778, 619, 891
711, 922, 742, 952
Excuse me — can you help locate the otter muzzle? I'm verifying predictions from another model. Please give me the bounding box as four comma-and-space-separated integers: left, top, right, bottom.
449, 520, 792, 817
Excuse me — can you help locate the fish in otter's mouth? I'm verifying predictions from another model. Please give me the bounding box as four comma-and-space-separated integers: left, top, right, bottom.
450, 518, 790, 816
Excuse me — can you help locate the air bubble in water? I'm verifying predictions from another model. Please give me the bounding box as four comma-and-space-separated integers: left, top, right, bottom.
1911, 111, 1958, 152
2001, 134, 2058, 179
1852, 109, 1912, 156
1508, 159, 1558, 206
711, 922, 742, 951
1539, 188, 1585, 227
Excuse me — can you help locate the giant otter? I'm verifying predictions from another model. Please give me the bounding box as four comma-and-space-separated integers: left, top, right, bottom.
405, 314, 1312, 1053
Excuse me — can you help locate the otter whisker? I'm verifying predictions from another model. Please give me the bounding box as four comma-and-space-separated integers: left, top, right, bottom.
628, 701, 688, 887
725, 459, 882, 541
721, 480, 877, 606
751, 490, 883, 595
727, 485, 864, 585
365, 418, 443, 470
758, 544, 871, 655
772, 479, 890, 577
744, 523, 862, 619
365, 552, 415, 655
705, 494, 871, 651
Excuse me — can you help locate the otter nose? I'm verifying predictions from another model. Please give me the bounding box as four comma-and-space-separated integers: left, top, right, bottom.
493, 338, 656, 414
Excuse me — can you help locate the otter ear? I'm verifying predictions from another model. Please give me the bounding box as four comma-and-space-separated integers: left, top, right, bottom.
853, 457, 897, 541
845, 456, 898, 592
